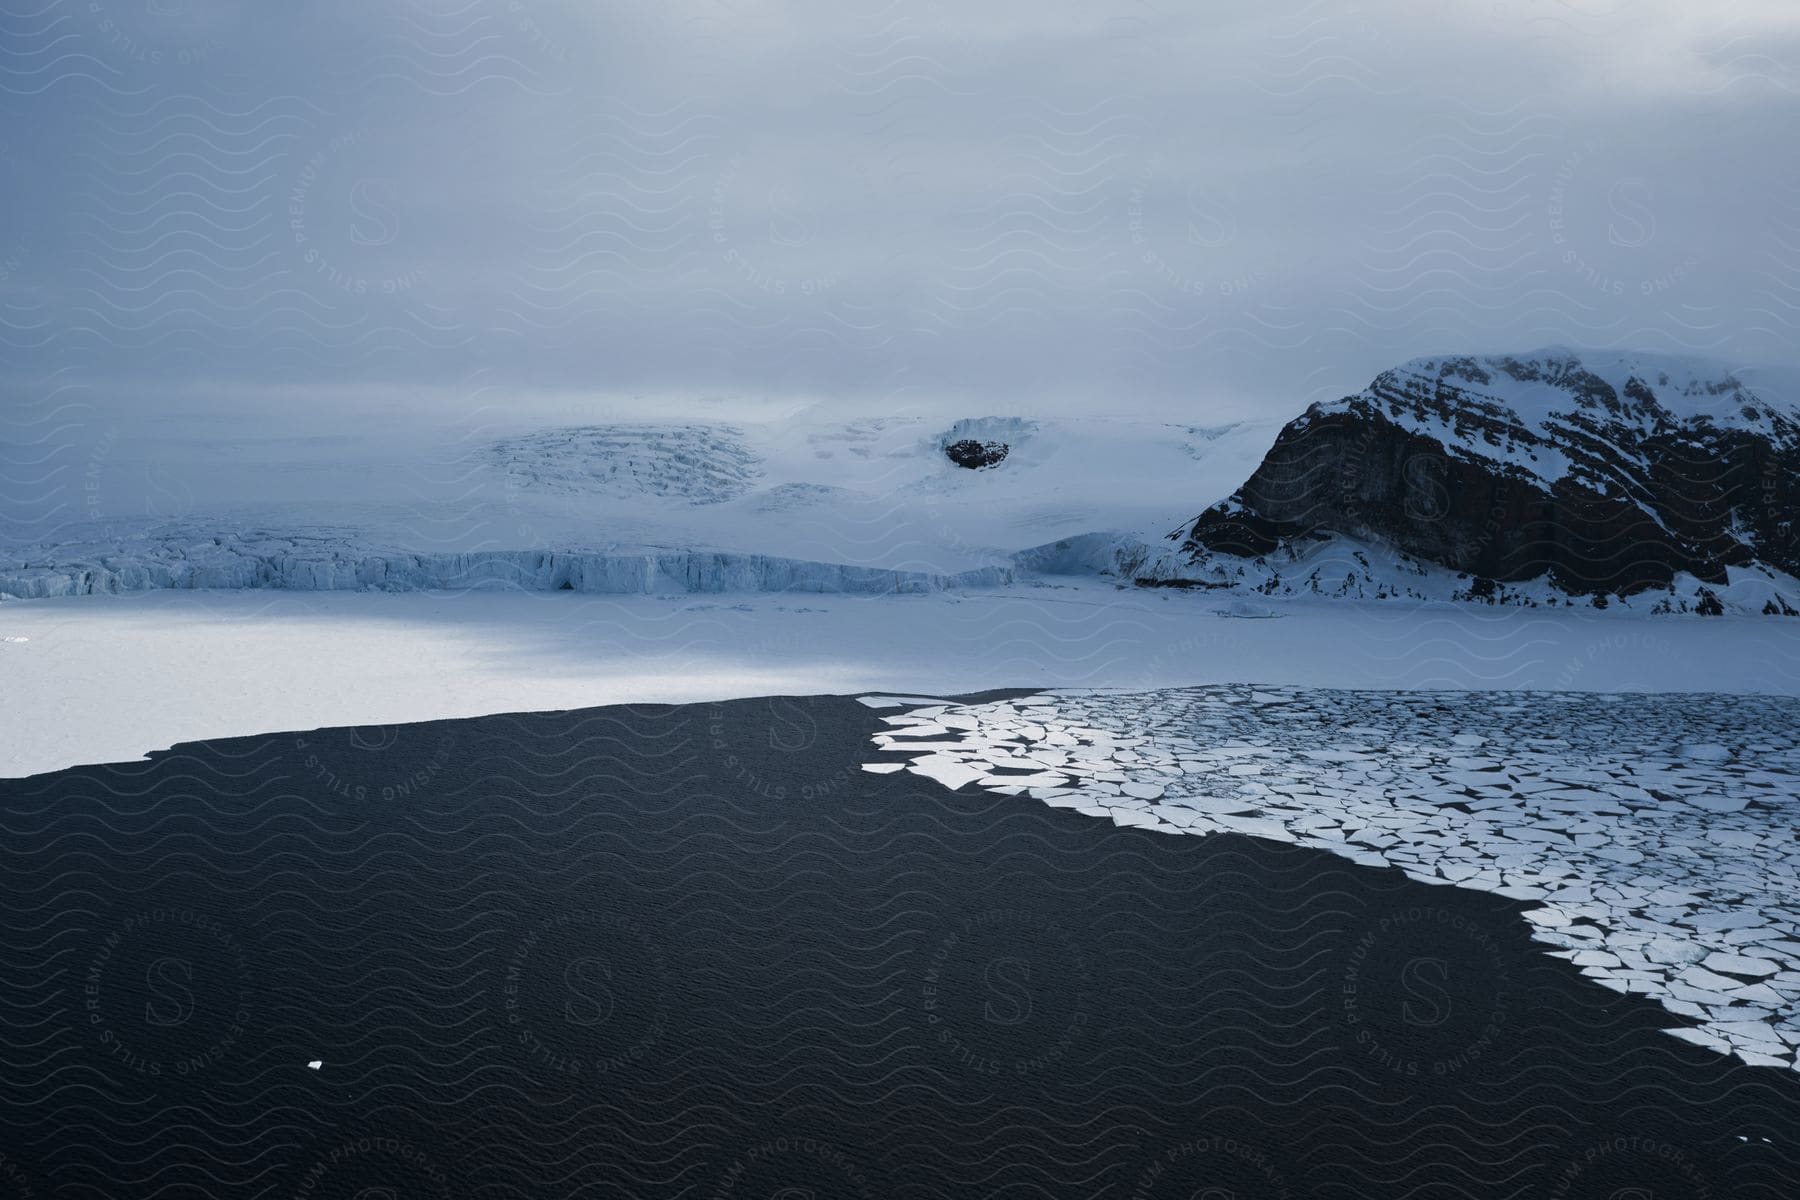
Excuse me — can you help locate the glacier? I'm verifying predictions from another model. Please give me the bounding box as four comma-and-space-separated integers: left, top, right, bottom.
0, 531, 1012, 600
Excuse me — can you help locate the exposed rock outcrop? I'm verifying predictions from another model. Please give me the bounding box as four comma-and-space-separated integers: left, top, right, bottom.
1177, 349, 1800, 599
944, 439, 1009, 469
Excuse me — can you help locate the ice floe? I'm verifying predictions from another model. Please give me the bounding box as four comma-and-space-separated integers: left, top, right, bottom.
864, 685, 1800, 1072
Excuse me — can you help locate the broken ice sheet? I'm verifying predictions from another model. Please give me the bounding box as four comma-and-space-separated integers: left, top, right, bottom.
863, 685, 1800, 1074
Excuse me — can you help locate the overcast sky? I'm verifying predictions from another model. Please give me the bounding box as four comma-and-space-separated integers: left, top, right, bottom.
4, 0, 1799, 417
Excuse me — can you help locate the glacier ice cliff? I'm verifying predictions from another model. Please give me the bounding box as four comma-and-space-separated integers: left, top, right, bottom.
0, 530, 1012, 600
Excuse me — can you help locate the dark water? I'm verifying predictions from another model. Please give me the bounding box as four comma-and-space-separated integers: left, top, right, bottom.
2, 692, 1797, 1199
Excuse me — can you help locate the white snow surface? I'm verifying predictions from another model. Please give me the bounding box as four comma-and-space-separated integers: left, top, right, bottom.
1124, 528, 1800, 616
4, 581, 1799, 779
1325, 346, 1799, 492
3, 389, 1277, 585
1467, 346, 1787, 427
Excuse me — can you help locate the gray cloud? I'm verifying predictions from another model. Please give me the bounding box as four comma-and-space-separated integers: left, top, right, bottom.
3, 0, 1798, 415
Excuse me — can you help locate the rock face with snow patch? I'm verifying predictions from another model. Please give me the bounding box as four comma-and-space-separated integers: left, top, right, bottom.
1177, 350, 1800, 601
937, 417, 1032, 470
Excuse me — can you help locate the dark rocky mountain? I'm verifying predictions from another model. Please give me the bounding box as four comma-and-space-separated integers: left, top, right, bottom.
1173, 349, 1800, 610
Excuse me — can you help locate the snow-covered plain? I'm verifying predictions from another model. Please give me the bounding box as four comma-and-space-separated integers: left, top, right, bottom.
4, 581, 1798, 778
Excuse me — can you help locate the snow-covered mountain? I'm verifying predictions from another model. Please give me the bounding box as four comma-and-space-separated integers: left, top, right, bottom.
7, 352, 1797, 614
1159, 349, 1800, 614
0, 405, 1275, 599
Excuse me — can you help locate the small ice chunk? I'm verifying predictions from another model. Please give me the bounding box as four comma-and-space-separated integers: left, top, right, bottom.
1678, 743, 1729, 761
1700, 952, 1780, 979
